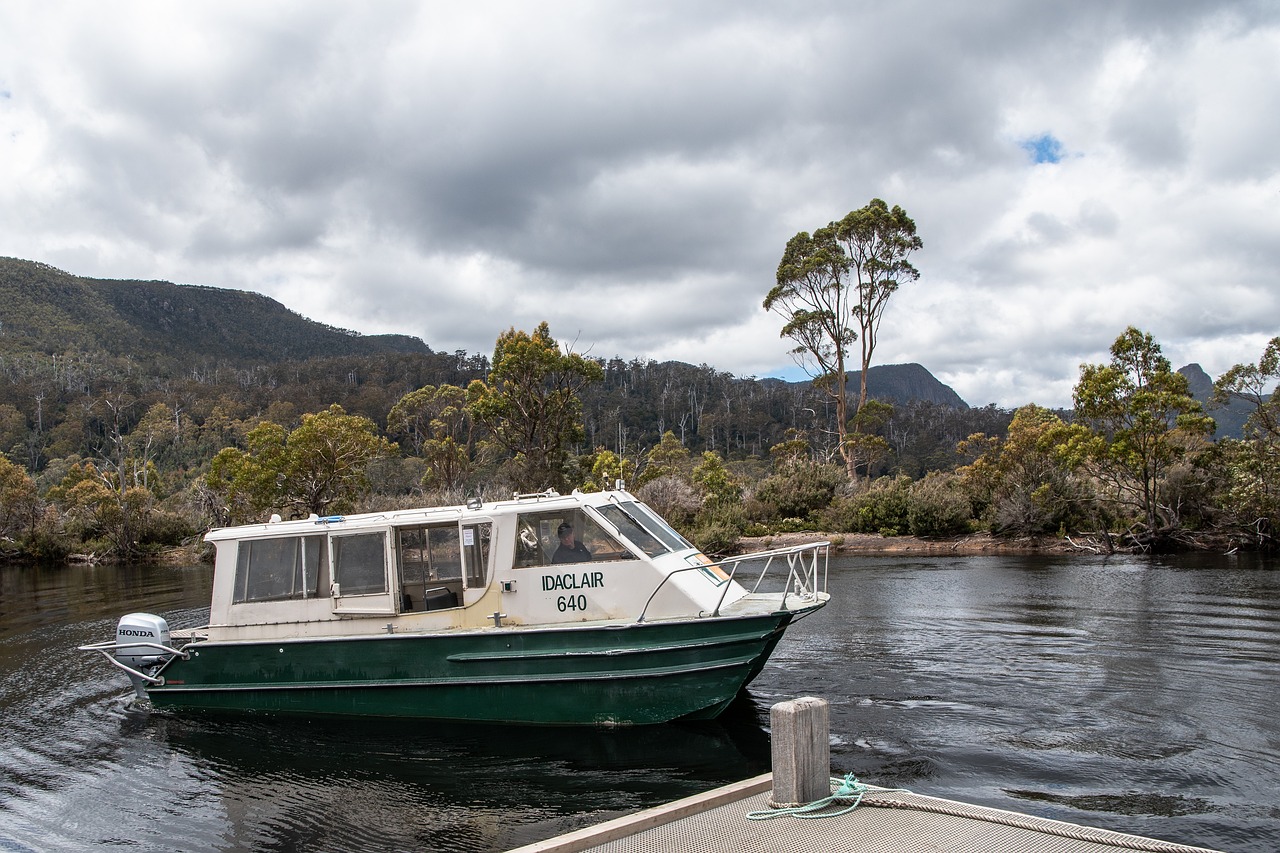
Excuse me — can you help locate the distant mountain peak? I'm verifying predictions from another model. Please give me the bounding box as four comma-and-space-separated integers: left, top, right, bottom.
1178, 363, 1213, 393
1179, 362, 1248, 439
846, 362, 969, 409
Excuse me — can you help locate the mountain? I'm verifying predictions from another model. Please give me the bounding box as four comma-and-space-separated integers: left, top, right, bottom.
847, 363, 969, 409
0, 257, 431, 366
1179, 363, 1251, 440
0, 255, 989, 480
3, 256, 970, 409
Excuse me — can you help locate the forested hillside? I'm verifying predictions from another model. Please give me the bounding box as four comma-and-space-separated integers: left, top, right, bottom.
0, 257, 985, 474
0, 257, 1272, 560
0, 257, 430, 365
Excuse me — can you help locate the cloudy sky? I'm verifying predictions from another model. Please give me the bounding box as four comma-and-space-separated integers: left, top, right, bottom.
2, 2, 1277, 408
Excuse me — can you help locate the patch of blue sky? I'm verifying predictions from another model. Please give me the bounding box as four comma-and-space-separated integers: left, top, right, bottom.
765, 364, 812, 383
1020, 134, 1064, 164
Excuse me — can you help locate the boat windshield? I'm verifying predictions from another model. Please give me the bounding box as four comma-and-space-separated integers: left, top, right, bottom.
596, 501, 693, 558
513, 509, 634, 568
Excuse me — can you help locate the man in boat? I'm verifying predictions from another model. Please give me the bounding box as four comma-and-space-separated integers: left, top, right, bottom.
552, 522, 592, 563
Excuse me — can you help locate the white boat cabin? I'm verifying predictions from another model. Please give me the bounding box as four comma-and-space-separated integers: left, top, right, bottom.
202, 490, 745, 642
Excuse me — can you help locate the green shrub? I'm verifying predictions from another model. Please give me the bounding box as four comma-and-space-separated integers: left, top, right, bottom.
693, 521, 742, 556
692, 503, 747, 555
139, 509, 199, 548
747, 462, 846, 523
820, 476, 913, 535
906, 472, 973, 537
635, 475, 701, 528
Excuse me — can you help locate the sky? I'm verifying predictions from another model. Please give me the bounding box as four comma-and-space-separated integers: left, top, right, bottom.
1, 1, 1277, 409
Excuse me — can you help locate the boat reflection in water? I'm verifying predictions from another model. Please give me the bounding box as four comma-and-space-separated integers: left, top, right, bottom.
139, 697, 771, 851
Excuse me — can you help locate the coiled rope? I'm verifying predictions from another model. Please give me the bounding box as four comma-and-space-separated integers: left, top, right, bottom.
747, 773, 896, 820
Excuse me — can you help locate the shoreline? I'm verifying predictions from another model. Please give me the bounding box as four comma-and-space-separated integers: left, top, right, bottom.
12, 531, 1229, 567
738, 531, 1084, 556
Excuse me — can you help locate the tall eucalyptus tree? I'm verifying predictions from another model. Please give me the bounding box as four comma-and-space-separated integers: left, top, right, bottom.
765, 198, 922, 481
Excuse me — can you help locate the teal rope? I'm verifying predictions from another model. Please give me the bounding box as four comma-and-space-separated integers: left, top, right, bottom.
748, 773, 901, 821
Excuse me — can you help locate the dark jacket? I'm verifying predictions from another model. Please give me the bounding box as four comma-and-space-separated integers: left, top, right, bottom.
552, 540, 592, 564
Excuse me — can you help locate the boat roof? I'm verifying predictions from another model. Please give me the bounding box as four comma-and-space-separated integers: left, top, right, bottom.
203, 489, 628, 543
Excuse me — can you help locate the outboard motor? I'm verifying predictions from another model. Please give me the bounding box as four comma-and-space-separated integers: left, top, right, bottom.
115, 613, 171, 698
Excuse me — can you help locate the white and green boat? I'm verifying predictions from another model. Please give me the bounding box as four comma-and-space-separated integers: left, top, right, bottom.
82, 489, 828, 725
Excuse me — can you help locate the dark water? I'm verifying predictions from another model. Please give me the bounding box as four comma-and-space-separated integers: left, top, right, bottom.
1, 553, 1277, 852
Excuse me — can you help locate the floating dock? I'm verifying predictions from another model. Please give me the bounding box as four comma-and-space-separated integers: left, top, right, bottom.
510, 697, 1221, 853
508, 773, 1220, 853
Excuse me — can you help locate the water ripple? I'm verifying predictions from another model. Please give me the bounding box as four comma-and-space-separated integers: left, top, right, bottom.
2, 555, 1278, 852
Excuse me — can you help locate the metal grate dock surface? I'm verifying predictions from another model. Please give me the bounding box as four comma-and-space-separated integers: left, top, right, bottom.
510, 775, 1222, 853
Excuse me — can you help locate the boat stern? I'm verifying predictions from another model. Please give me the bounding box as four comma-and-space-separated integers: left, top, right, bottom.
79, 613, 187, 699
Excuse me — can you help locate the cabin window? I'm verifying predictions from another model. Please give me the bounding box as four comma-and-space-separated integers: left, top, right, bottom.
429, 526, 463, 581
463, 523, 492, 589
513, 510, 633, 568
332, 533, 388, 596
233, 535, 324, 604
596, 501, 693, 558
398, 525, 462, 582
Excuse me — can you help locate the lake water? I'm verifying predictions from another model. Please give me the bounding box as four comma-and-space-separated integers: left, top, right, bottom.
1, 552, 1277, 852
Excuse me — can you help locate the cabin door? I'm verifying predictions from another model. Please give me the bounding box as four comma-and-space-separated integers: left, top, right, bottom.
460, 521, 493, 605
396, 522, 465, 613
329, 529, 397, 615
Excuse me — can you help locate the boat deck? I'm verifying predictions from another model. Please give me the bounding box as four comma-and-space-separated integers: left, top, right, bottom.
509, 774, 1221, 853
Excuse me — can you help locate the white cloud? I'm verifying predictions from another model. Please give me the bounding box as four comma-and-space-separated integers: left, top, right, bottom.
1, 0, 1277, 410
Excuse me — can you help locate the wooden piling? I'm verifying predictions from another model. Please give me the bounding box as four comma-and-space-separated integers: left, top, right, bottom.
769, 696, 830, 807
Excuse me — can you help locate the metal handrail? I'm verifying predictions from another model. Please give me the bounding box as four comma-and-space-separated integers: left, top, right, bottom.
77, 640, 190, 686
736, 542, 829, 597
636, 541, 828, 623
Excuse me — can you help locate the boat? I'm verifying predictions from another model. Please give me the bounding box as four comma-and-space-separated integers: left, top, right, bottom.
81, 488, 829, 725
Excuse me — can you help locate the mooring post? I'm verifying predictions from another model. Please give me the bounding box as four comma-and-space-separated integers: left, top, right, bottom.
770, 696, 830, 807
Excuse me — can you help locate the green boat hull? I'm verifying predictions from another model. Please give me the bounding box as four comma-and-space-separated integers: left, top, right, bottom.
148, 611, 805, 725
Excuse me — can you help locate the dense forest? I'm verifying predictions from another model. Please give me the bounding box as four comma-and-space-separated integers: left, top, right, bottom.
0, 257, 1275, 561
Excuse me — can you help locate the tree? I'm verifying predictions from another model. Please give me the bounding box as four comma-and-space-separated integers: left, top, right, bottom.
767, 428, 811, 468
0, 404, 28, 461
582, 447, 636, 492
691, 451, 741, 508
280, 405, 397, 515
466, 323, 603, 492
840, 200, 923, 415
49, 461, 154, 556
1212, 337, 1280, 548
689, 450, 746, 554
389, 384, 473, 492
767, 225, 856, 478
388, 384, 468, 456
766, 199, 921, 481
206, 405, 396, 522
0, 455, 41, 541
1214, 337, 1280, 443
636, 430, 692, 486
1068, 327, 1215, 546
957, 404, 1091, 536
127, 403, 177, 493
845, 399, 894, 479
